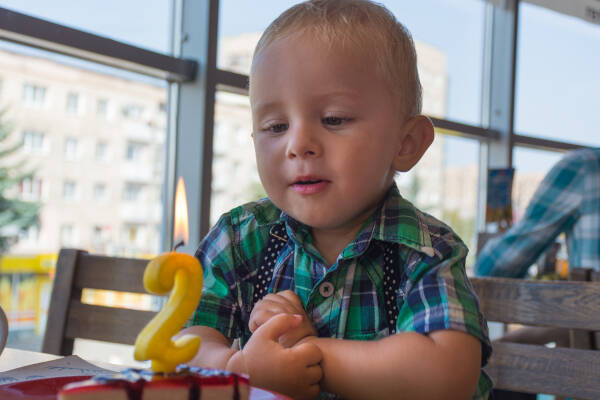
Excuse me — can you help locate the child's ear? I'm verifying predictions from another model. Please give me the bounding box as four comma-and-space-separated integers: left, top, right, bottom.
392, 115, 434, 172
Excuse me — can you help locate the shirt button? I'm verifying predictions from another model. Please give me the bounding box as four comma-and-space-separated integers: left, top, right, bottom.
319, 282, 334, 298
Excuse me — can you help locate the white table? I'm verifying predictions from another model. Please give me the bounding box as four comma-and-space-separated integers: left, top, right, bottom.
0, 347, 120, 373
0, 347, 60, 372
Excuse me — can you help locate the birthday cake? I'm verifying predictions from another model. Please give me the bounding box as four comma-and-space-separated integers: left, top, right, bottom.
58, 366, 249, 400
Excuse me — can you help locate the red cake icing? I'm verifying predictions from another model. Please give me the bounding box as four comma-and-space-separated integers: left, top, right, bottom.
58, 366, 249, 400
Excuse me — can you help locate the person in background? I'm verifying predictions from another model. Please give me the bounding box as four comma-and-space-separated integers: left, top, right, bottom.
475, 147, 600, 400
180, 1, 492, 399
476, 147, 600, 278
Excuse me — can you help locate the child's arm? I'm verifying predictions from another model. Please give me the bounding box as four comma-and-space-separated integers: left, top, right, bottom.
178, 325, 237, 370
303, 329, 481, 400
181, 314, 323, 400
251, 291, 481, 399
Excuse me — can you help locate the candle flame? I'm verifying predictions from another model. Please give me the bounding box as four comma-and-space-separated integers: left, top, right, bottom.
174, 177, 189, 246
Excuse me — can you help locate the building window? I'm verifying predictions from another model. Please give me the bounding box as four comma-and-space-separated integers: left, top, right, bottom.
93, 183, 107, 202
64, 137, 78, 160
92, 226, 103, 244
91, 225, 111, 251
97, 98, 108, 119
60, 225, 76, 247
125, 142, 143, 161
123, 224, 141, 246
63, 180, 77, 201
66, 92, 80, 114
122, 104, 144, 120
18, 225, 39, 244
95, 141, 108, 162
123, 182, 142, 201
19, 177, 43, 201
22, 130, 46, 153
22, 83, 46, 106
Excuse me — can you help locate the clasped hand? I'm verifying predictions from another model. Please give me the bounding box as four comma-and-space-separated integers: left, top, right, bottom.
250, 290, 317, 347
228, 290, 322, 400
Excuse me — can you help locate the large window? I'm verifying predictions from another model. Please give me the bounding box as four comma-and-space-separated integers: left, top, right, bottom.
210, 91, 263, 225
0, 42, 168, 354
0, 0, 173, 53
218, 0, 485, 125
515, 2, 600, 146
396, 135, 480, 269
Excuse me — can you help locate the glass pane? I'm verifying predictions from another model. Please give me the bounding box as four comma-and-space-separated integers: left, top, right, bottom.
515, 2, 600, 146
395, 135, 480, 271
0, 43, 168, 357
211, 91, 264, 225
0, 0, 173, 54
218, 0, 485, 124
512, 147, 562, 222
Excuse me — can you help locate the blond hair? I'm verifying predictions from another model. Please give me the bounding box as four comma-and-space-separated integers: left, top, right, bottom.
250, 0, 422, 120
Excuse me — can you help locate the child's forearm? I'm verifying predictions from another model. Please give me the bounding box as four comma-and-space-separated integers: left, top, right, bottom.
308, 330, 481, 400
179, 326, 239, 371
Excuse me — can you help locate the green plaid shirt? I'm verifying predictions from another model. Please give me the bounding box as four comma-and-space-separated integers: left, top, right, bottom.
190, 184, 492, 399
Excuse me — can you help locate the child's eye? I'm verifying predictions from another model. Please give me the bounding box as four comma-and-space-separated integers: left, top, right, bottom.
322, 116, 351, 126
264, 123, 288, 133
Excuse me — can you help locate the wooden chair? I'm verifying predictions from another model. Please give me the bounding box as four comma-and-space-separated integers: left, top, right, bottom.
568, 267, 600, 350
42, 248, 157, 355
471, 277, 600, 399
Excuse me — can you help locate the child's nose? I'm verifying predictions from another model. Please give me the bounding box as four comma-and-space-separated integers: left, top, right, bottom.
285, 124, 322, 159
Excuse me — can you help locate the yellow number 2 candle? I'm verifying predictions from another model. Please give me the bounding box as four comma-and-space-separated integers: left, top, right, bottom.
134, 177, 203, 373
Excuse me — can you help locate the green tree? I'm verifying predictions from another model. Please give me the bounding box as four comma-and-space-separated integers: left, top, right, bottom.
0, 110, 40, 253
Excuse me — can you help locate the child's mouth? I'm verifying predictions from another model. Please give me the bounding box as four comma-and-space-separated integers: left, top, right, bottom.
292, 179, 329, 194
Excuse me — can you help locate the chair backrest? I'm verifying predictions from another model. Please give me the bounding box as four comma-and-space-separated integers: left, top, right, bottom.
568, 267, 600, 349
471, 277, 600, 399
42, 248, 157, 355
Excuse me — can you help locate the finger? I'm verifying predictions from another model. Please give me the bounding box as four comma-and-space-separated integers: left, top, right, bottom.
278, 324, 314, 348
249, 308, 278, 332
304, 364, 323, 384
255, 313, 303, 341
278, 330, 304, 348
291, 342, 322, 366
256, 298, 297, 314
304, 383, 321, 400
276, 290, 304, 309
261, 293, 296, 309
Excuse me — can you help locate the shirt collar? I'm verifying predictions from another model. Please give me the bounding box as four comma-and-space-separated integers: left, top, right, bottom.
272, 183, 434, 260
371, 183, 433, 251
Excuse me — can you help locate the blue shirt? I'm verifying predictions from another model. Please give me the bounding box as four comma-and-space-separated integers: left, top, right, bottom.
476, 148, 600, 277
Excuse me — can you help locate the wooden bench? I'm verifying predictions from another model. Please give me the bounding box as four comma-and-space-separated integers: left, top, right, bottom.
471, 277, 600, 399
42, 248, 157, 355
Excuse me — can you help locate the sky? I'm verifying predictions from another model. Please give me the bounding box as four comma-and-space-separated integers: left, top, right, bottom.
0, 0, 598, 173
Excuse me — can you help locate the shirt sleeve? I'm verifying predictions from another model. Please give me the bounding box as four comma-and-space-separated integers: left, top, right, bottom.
186, 214, 243, 339
475, 153, 584, 278
397, 236, 492, 367
396, 232, 493, 400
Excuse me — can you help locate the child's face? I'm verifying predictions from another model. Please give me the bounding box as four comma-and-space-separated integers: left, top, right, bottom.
250, 31, 405, 233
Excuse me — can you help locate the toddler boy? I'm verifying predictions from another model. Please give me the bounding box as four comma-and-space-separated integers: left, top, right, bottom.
181, 1, 492, 399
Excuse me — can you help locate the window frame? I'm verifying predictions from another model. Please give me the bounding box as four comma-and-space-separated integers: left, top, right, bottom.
0, 0, 592, 253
